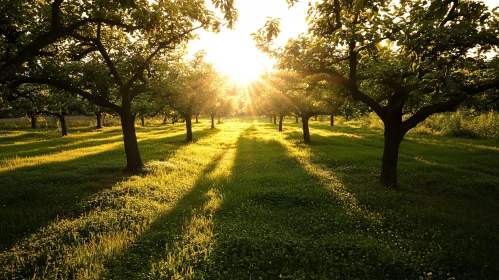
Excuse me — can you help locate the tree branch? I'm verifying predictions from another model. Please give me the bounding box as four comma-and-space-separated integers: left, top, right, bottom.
401, 98, 463, 132
10, 77, 123, 114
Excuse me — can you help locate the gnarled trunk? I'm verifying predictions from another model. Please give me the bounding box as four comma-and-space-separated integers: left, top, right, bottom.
120, 107, 143, 172
30, 114, 37, 129
186, 116, 193, 141
380, 121, 404, 188
330, 114, 334, 127
278, 114, 283, 132
302, 115, 311, 144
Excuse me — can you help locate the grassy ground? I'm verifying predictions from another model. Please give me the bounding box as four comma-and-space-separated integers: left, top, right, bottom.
0, 119, 498, 279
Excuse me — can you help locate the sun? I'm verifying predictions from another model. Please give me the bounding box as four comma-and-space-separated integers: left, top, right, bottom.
211, 46, 272, 85
225, 64, 264, 85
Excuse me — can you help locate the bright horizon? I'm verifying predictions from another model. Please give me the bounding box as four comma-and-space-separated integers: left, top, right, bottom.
187, 0, 310, 84
188, 0, 499, 85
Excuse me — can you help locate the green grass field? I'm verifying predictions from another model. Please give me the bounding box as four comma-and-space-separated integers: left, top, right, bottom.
1, 119, 498, 279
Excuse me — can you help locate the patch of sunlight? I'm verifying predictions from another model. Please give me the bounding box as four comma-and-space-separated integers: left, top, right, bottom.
0, 131, 30, 139
253, 124, 383, 224
149, 142, 238, 278
406, 136, 499, 152
413, 156, 447, 167
313, 128, 364, 139
0, 141, 123, 172
151, 189, 224, 278
0, 128, 118, 147
0, 122, 247, 279
0, 128, 193, 172
1, 134, 125, 158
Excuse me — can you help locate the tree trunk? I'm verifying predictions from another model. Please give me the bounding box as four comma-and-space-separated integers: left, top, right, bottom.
380, 123, 404, 188
330, 114, 334, 127
195, 114, 199, 124
269, 115, 273, 122
162, 114, 167, 125
218, 116, 221, 124
273, 116, 276, 124
302, 116, 311, 144
314, 115, 318, 121
120, 109, 143, 172
30, 114, 37, 129
278, 114, 283, 132
96, 113, 102, 129
211, 114, 215, 129
59, 115, 68, 136
295, 116, 299, 123
140, 115, 145, 126
186, 116, 193, 141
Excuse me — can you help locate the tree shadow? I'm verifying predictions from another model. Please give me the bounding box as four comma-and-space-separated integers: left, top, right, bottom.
0, 127, 216, 252
282, 130, 499, 279
200, 131, 413, 279
103, 150, 228, 279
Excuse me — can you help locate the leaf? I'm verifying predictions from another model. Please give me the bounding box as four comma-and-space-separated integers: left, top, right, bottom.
355, 0, 365, 14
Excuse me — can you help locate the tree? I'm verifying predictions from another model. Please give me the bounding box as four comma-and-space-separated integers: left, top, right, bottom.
255, 0, 499, 187
159, 51, 221, 141
203, 75, 232, 129
7, 85, 85, 136
0, 0, 149, 82
264, 71, 328, 143
6, 0, 237, 172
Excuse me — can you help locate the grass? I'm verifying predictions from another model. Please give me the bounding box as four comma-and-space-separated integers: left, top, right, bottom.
0, 119, 498, 279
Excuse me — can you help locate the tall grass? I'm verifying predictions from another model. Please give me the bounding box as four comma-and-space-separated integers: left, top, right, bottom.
349, 110, 499, 140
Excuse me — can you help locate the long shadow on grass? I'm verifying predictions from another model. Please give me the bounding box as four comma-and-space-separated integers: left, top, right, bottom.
283, 129, 499, 279
0, 126, 115, 144
0, 125, 185, 159
0, 127, 215, 252
102, 149, 230, 279
118, 126, 410, 279
199, 130, 417, 279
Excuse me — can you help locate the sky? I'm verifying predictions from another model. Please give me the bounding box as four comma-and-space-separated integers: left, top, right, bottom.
187, 0, 499, 84
187, 0, 310, 83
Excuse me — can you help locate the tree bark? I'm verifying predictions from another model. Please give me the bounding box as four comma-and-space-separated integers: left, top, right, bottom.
30, 114, 37, 129
186, 116, 193, 142
195, 114, 199, 124
302, 115, 311, 144
295, 116, 299, 123
96, 112, 102, 129
273, 116, 277, 124
140, 115, 145, 126
380, 122, 404, 188
278, 114, 283, 132
120, 107, 143, 172
58, 114, 68, 136
330, 114, 334, 127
